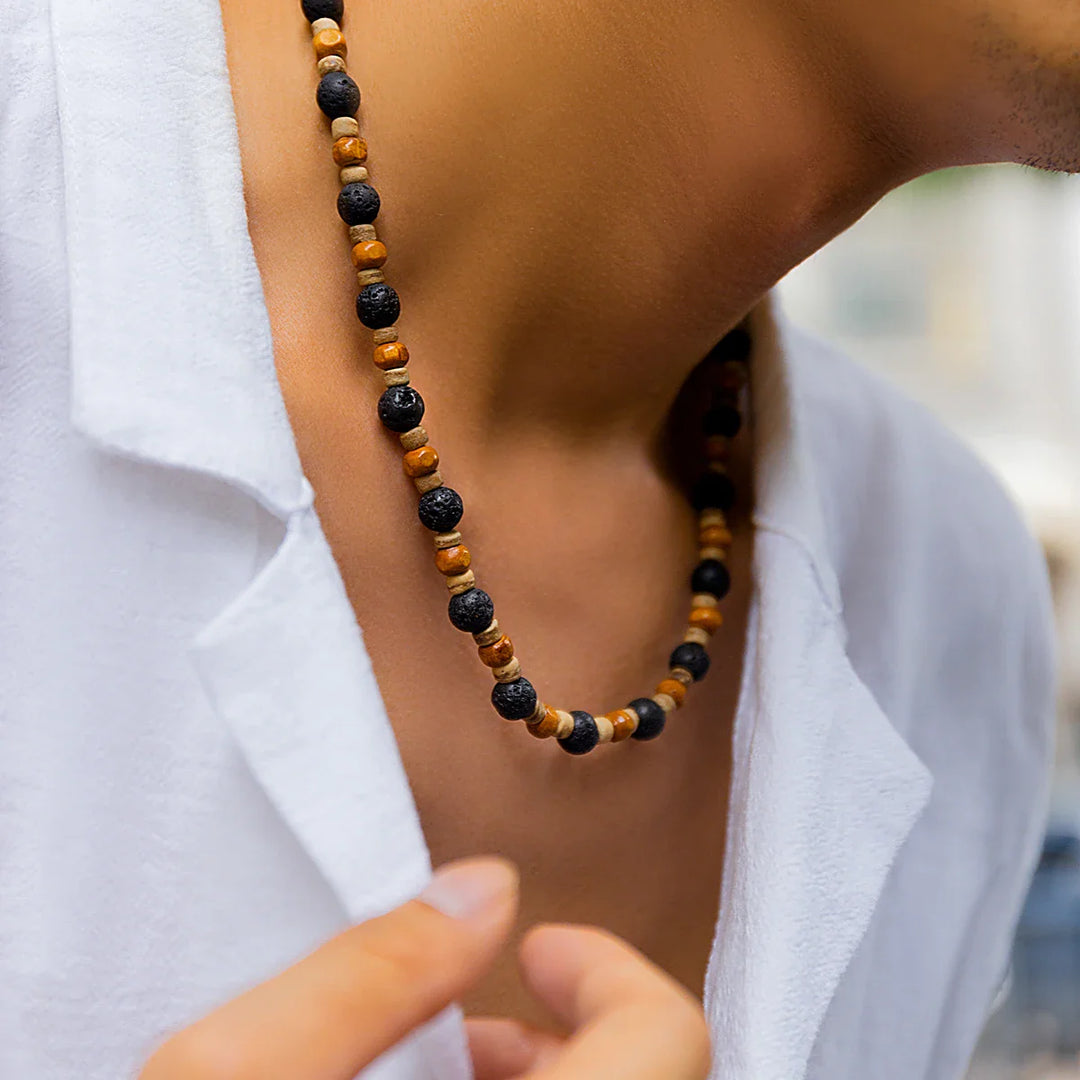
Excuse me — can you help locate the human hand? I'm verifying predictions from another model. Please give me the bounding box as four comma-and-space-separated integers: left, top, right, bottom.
138, 855, 711, 1079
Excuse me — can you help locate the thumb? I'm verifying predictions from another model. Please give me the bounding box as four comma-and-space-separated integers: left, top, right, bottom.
141, 856, 518, 1080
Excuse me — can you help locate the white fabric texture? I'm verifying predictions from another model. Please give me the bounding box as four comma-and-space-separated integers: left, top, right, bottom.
0, 1, 1056, 1077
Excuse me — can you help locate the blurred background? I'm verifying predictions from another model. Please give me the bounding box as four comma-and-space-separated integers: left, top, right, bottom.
778, 164, 1080, 1080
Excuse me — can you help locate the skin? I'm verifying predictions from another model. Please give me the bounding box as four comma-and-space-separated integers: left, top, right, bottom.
186, 0, 1080, 1070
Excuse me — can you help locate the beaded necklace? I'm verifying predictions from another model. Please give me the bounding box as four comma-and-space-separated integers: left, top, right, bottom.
299, 0, 752, 755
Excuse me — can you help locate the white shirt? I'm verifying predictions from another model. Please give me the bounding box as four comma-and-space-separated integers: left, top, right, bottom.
0, 1, 1057, 1077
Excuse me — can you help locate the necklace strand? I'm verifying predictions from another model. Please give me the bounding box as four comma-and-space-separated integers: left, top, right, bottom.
299, 0, 752, 754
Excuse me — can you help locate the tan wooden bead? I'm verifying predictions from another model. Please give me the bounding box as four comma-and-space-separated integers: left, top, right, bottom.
331, 116, 359, 139
669, 667, 694, 686
414, 471, 444, 495
340, 165, 370, 185
434, 544, 471, 575
433, 530, 461, 549
478, 635, 515, 667
310, 17, 339, 32
554, 710, 575, 739
683, 626, 711, 646
652, 692, 678, 715
317, 55, 346, 74
373, 341, 409, 370
349, 223, 378, 244
610, 708, 638, 742
399, 425, 428, 450
691, 593, 719, 609
373, 327, 399, 345
446, 569, 475, 595
383, 368, 409, 387
594, 715, 615, 744
313, 27, 347, 59
351, 239, 387, 270
527, 698, 548, 724
700, 509, 728, 529
700, 546, 725, 561
689, 606, 724, 633
473, 618, 502, 647
357, 268, 385, 287
527, 705, 561, 739
492, 657, 522, 682
332, 135, 368, 166
656, 678, 687, 706
403, 445, 439, 477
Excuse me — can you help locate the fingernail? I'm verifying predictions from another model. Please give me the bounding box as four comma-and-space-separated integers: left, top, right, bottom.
418, 856, 518, 923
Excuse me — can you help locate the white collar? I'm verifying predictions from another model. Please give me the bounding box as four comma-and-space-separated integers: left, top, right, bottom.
50, 2, 933, 1075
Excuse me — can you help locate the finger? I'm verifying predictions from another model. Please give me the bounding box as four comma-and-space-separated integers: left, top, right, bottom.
466, 1016, 565, 1080
141, 857, 518, 1080
518, 924, 712, 1080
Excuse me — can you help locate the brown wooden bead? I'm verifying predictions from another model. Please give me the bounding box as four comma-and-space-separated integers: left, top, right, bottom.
340, 165, 370, 185
473, 619, 501, 646
403, 445, 439, 477
333, 135, 368, 166
527, 705, 561, 739
383, 367, 409, 387
699, 509, 727, 529
699, 524, 733, 547
595, 715, 615, 744
414, 471, 444, 494
374, 342, 409, 370
434, 544, 471, 575
373, 327, 399, 345
310, 17, 339, 32
670, 667, 693, 686
554, 710, 576, 739
479, 635, 515, 667
689, 606, 724, 633
399, 426, 427, 451
652, 692, 678, 715
446, 570, 475, 595
610, 708, 638, 742
492, 657, 522, 682
433, 530, 462, 549
684, 627, 710, 646
655, 678, 687, 706
349, 223, 377, 243
317, 55, 346, 74
351, 239, 386, 270
699, 546, 725, 562
331, 116, 359, 139
356, 268, 385, 287
313, 27, 347, 59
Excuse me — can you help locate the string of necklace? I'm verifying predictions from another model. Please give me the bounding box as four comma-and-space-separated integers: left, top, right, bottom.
299, 0, 752, 754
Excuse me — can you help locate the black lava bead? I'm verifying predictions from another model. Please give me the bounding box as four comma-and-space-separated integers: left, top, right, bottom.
711, 326, 752, 363
691, 471, 736, 512
448, 588, 494, 633
301, 0, 343, 21
337, 182, 380, 226
418, 486, 464, 532
669, 641, 710, 682
377, 385, 424, 432
316, 71, 360, 119
559, 710, 600, 755
491, 677, 538, 721
703, 403, 742, 438
628, 697, 667, 741
691, 558, 731, 599
356, 283, 401, 329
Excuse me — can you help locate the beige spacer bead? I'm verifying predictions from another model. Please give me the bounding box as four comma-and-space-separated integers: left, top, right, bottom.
652, 692, 678, 715
414, 471, 444, 495
594, 715, 615, 744
317, 55, 346, 75
349, 223, 377, 244
311, 17, 340, 32
670, 667, 694, 686
433, 530, 462, 549
692, 593, 720, 609
493, 657, 522, 682
373, 326, 399, 345
527, 698, 547, 724
700, 509, 727, 529
684, 626, 711, 646
356, 268, 385, 287
445, 569, 475, 595
700, 546, 725, 561
382, 368, 409, 387
331, 116, 360, 139
554, 710, 575, 739
399, 426, 428, 450
340, 165, 370, 185
473, 619, 503, 647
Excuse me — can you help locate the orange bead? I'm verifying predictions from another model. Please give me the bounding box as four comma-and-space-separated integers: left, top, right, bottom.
373, 342, 409, 370
699, 524, 733, 547
313, 27, 347, 59
403, 445, 439, 478
434, 544, 471, 575
655, 678, 687, 706
705, 436, 730, 462
333, 135, 368, 166
610, 708, 638, 742
719, 361, 746, 391
350, 239, 387, 270
689, 607, 724, 633
479, 635, 515, 667
527, 706, 561, 739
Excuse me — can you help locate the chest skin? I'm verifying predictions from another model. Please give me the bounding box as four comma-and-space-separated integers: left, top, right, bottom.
218, 0, 751, 1029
